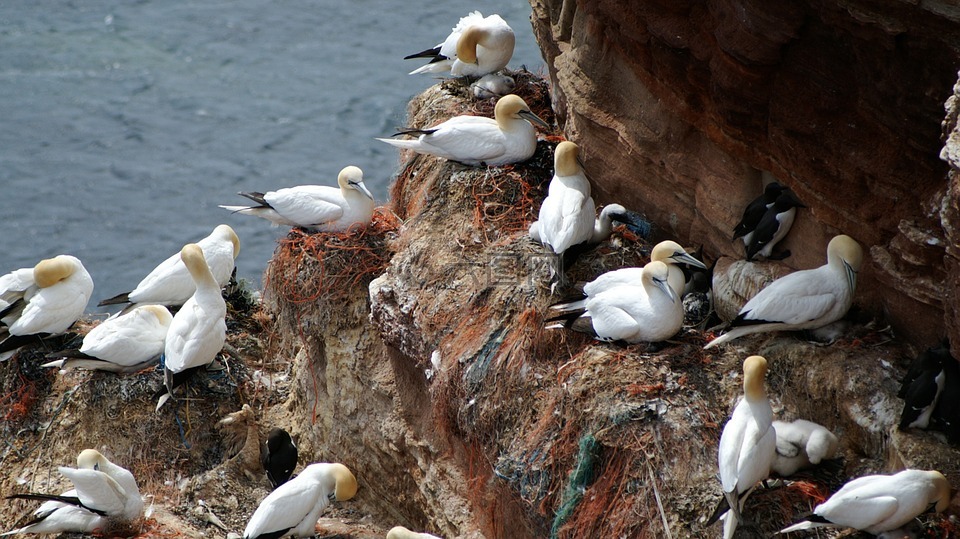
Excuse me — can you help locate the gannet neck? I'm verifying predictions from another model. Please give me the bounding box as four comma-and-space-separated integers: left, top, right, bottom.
34, 256, 76, 288
213, 224, 241, 259
554, 141, 580, 177
456, 26, 483, 64
742, 355, 768, 402
928, 471, 951, 512
180, 243, 218, 290
142, 304, 174, 325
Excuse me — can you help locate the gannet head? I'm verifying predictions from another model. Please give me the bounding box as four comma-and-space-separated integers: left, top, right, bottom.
651, 241, 707, 270
180, 243, 208, 279
326, 463, 358, 501
338, 165, 374, 201
77, 449, 107, 471
926, 471, 952, 513
33, 255, 79, 288
643, 261, 677, 303
827, 235, 862, 289
554, 141, 581, 177
213, 224, 241, 259
742, 355, 768, 401
455, 26, 487, 65
141, 304, 173, 327
494, 94, 549, 130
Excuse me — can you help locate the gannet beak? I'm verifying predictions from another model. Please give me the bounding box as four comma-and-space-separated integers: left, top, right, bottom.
843, 260, 857, 290
672, 251, 707, 270
655, 277, 679, 304
352, 180, 375, 201
518, 109, 550, 129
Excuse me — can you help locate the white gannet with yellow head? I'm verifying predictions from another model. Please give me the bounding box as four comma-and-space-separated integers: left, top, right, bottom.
0, 255, 93, 355
705, 234, 863, 349
581, 241, 707, 299
386, 526, 442, 539
377, 94, 548, 167
157, 243, 227, 410
529, 141, 596, 255
243, 463, 358, 539
709, 355, 776, 539
547, 261, 682, 343
43, 304, 172, 373
778, 469, 951, 535
3, 449, 142, 536
98, 224, 239, 308
219, 166, 375, 232
405, 11, 514, 78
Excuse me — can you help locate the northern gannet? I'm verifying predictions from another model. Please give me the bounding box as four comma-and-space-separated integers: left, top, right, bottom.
745, 190, 804, 261
219, 166, 375, 231
262, 428, 298, 489
771, 419, 840, 477
0, 255, 93, 355
3, 449, 142, 535
404, 12, 515, 78
98, 224, 239, 308
777, 469, 951, 535
709, 355, 776, 539
42, 305, 172, 373
898, 342, 950, 431
530, 141, 596, 256
704, 235, 863, 349
732, 182, 784, 246
579, 241, 707, 300
547, 261, 682, 343
386, 526, 442, 539
377, 94, 548, 166
243, 463, 357, 539
157, 243, 227, 410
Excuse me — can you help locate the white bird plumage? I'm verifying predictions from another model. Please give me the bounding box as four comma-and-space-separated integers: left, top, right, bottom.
3, 449, 142, 536
771, 419, 840, 477
243, 462, 358, 539
548, 261, 682, 343
777, 469, 951, 535
714, 355, 776, 539
530, 141, 595, 255
405, 11, 514, 78
704, 234, 863, 349
219, 166, 375, 231
43, 305, 172, 373
377, 94, 548, 167
98, 224, 239, 308
582, 241, 707, 299
158, 243, 227, 410
386, 526, 442, 539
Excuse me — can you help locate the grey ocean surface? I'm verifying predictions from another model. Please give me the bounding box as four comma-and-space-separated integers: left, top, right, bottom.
0, 1, 544, 308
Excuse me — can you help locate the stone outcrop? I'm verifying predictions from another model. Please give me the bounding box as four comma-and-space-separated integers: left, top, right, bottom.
529, 0, 960, 350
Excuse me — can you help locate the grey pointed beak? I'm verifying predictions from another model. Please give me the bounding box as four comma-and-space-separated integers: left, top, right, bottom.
655, 277, 678, 304
843, 260, 857, 291
353, 180, 375, 201
518, 109, 550, 129
673, 252, 707, 270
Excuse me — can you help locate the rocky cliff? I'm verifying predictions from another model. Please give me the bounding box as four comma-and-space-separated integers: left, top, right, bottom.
529, 0, 960, 351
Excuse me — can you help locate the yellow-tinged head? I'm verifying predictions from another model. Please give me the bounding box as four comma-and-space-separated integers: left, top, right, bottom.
180, 243, 208, 279
927, 470, 952, 513
554, 141, 581, 177
827, 234, 863, 272
76, 448, 107, 470
650, 241, 707, 269
743, 355, 768, 400
338, 165, 374, 200
213, 224, 241, 259
141, 304, 173, 326
494, 94, 549, 130
642, 260, 677, 303
329, 462, 358, 501
455, 26, 484, 64
33, 255, 78, 288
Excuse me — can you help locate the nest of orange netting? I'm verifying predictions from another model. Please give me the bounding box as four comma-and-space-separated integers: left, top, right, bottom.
265, 208, 400, 306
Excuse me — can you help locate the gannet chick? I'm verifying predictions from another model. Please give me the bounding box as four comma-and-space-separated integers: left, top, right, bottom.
43, 305, 172, 373
531, 142, 595, 256
386, 526, 442, 539
898, 342, 950, 431
98, 224, 240, 308
4, 449, 142, 535
0, 255, 94, 355
771, 419, 840, 477
470, 73, 516, 99
243, 463, 357, 539
262, 428, 298, 489
405, 12, 515, 77
732, 182, 784, 246
546, 261, 682, 343
777, 469, 951, 535
708, 355, 776, 539
156, 244, 227, 410
704, 235, 863, 349
745, 190, 805, 261
219, 166, 375, 231
377, 94, 548, 167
